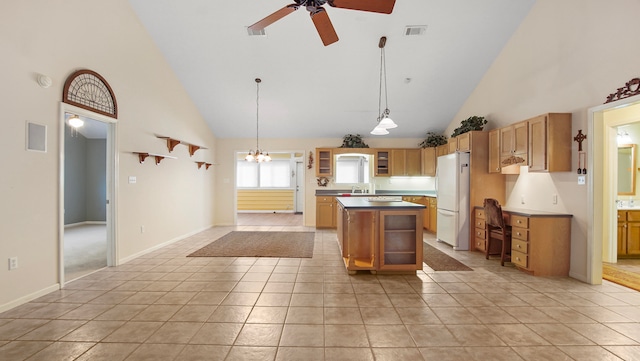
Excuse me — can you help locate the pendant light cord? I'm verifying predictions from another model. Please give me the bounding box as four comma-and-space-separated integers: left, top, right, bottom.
256, 78, 261, 151
378, 44, 389, 120
378, 47, 383, 121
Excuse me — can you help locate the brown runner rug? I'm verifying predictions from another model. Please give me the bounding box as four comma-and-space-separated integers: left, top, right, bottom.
187, 231, 314, 258
423, 243, 473, 271
603, 263, 640, 292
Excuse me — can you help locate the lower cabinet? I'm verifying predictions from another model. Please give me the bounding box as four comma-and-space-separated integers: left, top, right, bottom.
316, 196, 336, 228
428, 197, 437, 233
337, 205, 423, 273
617, 210, 640, 257
473, 208, 487, 252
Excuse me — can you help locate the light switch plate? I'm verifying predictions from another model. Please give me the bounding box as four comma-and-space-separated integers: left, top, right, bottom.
578, 175, 586, 185
128, 176, 136, 184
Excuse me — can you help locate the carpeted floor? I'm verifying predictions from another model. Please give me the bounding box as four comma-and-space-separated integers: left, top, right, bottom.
187, 231, 314, 258
603, 263, 640, 291
423, 243, 473, 271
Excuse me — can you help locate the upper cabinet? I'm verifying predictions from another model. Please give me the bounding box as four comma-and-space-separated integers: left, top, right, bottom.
488, 129, 501, 173
528, 113, 572, 172
500, 120, 528, 174
391, 149, 422, 176
316, 148, 333, 177
437, 144, 449, 157
374, 149, 391, 177
421, 147, 437, 176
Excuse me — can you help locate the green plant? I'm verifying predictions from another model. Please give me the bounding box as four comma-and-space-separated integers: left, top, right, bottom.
451, 116, 487, 137
340, 134, 369, 148
419, 132, 448, 148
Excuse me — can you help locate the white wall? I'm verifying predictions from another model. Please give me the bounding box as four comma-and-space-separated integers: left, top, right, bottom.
0, 0, 216, 310
446, 0, 640, 282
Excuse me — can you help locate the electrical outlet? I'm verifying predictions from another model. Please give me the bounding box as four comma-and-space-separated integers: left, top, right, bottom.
553, 194, 558, 204
8, 257, 18, 270
578, 175, 586, 185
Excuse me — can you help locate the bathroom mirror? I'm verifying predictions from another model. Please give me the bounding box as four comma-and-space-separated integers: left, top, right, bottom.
335, 153, 371, 184
618, 144, 636, 195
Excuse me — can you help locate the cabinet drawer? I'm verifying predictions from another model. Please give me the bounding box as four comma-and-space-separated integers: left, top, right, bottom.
317, 197, 334, 203
475, 209, 485, 220
475, 219, 486, 229
512, 227, 528, 241
512, 250, 528, 268
512, 239, 528, 254
511, 215, 529, 228
475, 228, 486, 240
475, 238, 487, 252
627, 211, 640, 221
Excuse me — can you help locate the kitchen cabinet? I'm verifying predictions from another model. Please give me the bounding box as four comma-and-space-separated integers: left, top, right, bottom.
456, 132, 471, 152
488, 129, 501, 173
403, 196, 430, 230
528, 113, 572, 172
428, 197, 437, 233
617, 210, 640, 257
337, 197, 424, 273
315, 148, 333, 177
421, 147, 437, 176
374, 149, 391, 176
507, 211, 572, 276
316, 196, 337, 228
500, 120, 528, 173
447, 138, 458, 154
437, 144, 449, 157
473, 208, 487, 252
391, 149, 422, 176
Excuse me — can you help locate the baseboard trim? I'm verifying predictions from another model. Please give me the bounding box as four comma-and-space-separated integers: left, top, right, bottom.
65, 221, 107, 229
569, 270, 591, 284
0, 284, 60, 313
119, 225, 213, 265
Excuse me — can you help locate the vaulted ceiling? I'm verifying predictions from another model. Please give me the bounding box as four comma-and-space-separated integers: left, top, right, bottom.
127, 0, 535, 139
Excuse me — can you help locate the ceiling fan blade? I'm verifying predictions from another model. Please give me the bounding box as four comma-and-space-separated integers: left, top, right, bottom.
329, 0, 396, 14
248, 4, 299, 31
311, 8, 339, 46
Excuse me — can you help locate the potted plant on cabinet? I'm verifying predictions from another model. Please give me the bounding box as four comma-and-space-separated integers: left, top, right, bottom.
451, 116, 487, 137
419, 132, 448, 148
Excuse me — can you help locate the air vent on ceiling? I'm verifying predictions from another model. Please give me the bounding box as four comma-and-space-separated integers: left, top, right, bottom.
247, 27, 266, 36
404, 25, 427, 36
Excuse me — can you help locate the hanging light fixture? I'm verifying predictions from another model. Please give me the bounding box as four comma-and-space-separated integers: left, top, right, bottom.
246, 78, 271, 162
371, 36, 398, 135
67, 114, 84, 128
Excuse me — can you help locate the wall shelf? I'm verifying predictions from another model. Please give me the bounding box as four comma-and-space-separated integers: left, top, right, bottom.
156, 135, 207, 156
133, 152, 176, 165
196, 161, 216, 170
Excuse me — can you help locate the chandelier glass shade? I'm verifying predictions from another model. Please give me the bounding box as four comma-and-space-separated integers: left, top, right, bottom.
246, 78, 271, 162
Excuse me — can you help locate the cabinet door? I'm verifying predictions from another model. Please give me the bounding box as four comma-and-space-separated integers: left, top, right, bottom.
618, 222, 627, 256
500, 126, 514, 159
447, 138, 457, 153
513, 121, 528, 155
391, 149, 406, 176
428, 198, 437, 233
528, 115, 547, 172
437, 144, 449, 157
627, 222, 640, 256
406, 149, 422, 176
379, 211, 422, 270
375, 150, 391, 176
457, 133, 471, 152
316, 197, 336, 228
488, 129, 501, 173
315, 148, 333, 177
422, 147, 436, 176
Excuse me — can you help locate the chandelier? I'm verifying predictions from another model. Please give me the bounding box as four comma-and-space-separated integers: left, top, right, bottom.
370, 36, 398, 135
246, 78, 271, 162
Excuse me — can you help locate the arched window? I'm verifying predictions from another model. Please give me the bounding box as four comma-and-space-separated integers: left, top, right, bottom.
62, 69, 117, 118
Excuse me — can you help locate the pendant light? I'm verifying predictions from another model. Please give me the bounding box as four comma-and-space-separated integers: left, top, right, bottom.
246, 78, 271, 162
371, 36, 397, 135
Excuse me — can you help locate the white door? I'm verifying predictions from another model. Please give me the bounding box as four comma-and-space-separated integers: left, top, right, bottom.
295, 161, 304, 214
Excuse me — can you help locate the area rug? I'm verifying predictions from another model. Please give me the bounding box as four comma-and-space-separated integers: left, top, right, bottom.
187, 231, 314, 258
423, 243, 473, 271
603, 263, 640, 291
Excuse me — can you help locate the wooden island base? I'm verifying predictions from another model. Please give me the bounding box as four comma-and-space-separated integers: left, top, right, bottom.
336, 197, 425, 274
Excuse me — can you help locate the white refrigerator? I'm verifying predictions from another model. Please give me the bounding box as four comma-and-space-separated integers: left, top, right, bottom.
436, 152, 470, 250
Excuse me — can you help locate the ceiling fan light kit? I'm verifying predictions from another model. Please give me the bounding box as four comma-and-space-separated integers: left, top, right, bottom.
248, 0, 396, 46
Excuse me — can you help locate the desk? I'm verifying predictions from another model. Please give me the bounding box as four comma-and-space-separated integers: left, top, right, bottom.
474, 206, 572, 276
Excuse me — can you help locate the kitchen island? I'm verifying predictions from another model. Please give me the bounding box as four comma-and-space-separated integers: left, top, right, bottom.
336, 197, 425, 274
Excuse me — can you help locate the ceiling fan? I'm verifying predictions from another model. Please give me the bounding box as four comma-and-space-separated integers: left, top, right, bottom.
248, 0, 396, 46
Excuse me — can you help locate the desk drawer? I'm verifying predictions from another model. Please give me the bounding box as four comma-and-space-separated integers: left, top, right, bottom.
512, 227, 528, 241
475, 237, 486, 252
512, 250, 528, 268
475, 209, 485, 220
475, 228, 486, 239
475, 219, 486, 229
512, 239, 528, 254
511, 215, 529, 228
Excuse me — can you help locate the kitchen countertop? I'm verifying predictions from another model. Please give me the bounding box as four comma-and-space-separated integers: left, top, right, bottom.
316, 189, 436, 197
484, 206, 573, 218
336, 197, 427, 209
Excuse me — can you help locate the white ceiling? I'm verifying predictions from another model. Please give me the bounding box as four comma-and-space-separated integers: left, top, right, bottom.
127, 0, 535, 139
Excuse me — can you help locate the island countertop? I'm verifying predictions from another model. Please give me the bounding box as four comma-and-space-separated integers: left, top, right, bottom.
336, 197, 426, 209
317, 190, 436, 197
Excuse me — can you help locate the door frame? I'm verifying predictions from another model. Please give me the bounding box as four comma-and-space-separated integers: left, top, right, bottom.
587, 94, 640, 284
58, 102, 118, 287
295, 160, 305, 214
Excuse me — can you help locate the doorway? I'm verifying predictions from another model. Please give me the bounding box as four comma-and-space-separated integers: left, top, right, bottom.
59, 104, 117, 285
588, 95, 640, 284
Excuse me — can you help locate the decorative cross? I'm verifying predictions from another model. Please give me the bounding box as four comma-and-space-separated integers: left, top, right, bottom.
574, 130, 587, 152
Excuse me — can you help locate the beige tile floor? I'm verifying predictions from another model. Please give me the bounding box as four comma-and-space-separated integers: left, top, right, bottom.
1, 225, 640, 360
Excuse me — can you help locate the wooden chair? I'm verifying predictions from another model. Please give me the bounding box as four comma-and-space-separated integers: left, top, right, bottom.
483, 198, 512, 266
